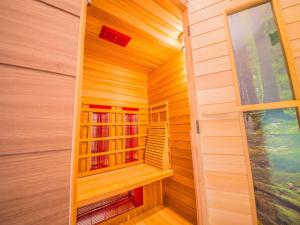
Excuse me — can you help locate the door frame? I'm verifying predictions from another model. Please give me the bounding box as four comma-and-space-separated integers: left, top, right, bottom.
71, 1, 206, 225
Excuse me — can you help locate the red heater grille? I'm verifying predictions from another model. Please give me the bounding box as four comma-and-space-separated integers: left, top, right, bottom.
89, 105, 111, 170
123, 107, 139, 163
77, 187, 143, 225
99, 26, 131, 47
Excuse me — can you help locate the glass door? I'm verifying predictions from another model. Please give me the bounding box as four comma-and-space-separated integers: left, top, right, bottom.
227, 2, 300, 224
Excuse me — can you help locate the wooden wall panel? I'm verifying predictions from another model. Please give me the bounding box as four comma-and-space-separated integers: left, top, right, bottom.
0, 65, 75, 155
0, 0, 79, 76
82, 58, 148, 108
0, 150, 71, 225
40, 0, 81, 16
187, 0, 300, 224
281, 0, 300, 80
148, 53, 198, 224
0, 0, 81, 224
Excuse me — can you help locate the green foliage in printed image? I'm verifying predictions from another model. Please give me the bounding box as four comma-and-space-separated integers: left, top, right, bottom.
245, 108, 300, 225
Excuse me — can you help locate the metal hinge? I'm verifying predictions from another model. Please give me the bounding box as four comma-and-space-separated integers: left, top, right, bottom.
187, 25, 190, 37
196, 120, 200, 134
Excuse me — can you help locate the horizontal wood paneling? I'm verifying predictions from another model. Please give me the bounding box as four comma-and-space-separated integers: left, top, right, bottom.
39, 0, 81, 16
191, 28, 227, 49
208, 208, 253, 225
206, 190, 252, 215
188, 1, 255, 225
0, 150, 71, 225
0, 0, 80, 76
148, 52, 197, 224
84, 0, 182, 74
281, 0, 300, 80
0, 65, 75, 155
82, 57, 148, 107
188, 0, 300, 224
0, 1, 81, 224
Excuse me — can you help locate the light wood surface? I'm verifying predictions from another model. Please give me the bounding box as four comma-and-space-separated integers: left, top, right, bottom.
0, 1, 81, 225
120, 206, 192, 225
0, 0, 80, 76
145, 124, 170, 170
82, 57, 148, 108
0, 150, 72, 225
0, 64, 75, 155
148, 53, 198, 224
39, 0, 81, 16
187, 0, 300, 225
76, 164, 173, 207
85, 0, 182, 74
93, 181, 163, 225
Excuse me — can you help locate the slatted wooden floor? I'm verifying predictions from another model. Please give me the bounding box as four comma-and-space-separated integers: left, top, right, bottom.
120, 206, 192, 225
77, 164, 173, 207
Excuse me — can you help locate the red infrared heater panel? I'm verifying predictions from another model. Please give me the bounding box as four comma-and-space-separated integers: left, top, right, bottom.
99, 25, 131, 47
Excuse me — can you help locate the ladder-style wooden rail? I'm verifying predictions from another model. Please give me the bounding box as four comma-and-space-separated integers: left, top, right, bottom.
78, 104, 148, 177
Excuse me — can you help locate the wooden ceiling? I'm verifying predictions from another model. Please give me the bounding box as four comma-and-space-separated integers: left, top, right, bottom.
84, 0, 183, 74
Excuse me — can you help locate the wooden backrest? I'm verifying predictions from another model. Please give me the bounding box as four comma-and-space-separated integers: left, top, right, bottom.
145, 102, 170, 170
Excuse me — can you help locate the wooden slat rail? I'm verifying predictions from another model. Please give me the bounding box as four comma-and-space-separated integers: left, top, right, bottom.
78, 104, 148, 177
79, 134, 147, 142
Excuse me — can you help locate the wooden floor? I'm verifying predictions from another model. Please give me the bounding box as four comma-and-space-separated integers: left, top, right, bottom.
77, 164, 173, 207
120, 206, 192, 225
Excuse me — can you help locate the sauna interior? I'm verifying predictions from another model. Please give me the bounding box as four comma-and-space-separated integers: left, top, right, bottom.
74, 1, 197, 225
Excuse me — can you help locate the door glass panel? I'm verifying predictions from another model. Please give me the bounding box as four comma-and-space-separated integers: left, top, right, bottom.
244, 108, 300, 224
228, 2, 294, 105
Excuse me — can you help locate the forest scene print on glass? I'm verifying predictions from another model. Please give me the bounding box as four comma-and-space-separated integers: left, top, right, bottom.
228, 1, 300, 224
244, 108, 300, 225
228, 2, 294, 105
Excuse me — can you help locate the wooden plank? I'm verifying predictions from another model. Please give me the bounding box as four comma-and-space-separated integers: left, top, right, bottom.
195, 70, 233, 90
201, 136, 244, 155
120, 206, 192, 225
193, 41, 229, 63
197, 86, 236, 105
191, 28, 227, 49
279, 0, 300, 8
0, 0, 79, 76
39, 0, 81, 16
194, 56, 231, 76
76, 164, 173, 207
199, 119, 241, 137
0, 65, 75, 155
205, 172, 249, 194
282, 3, 300, 23
208, 208, 253, 225
190, 15, 224, 36
203, 155, 247, 175
206, 190, 252, 215
0, 150, 71, 225
286, 21, 300, 40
